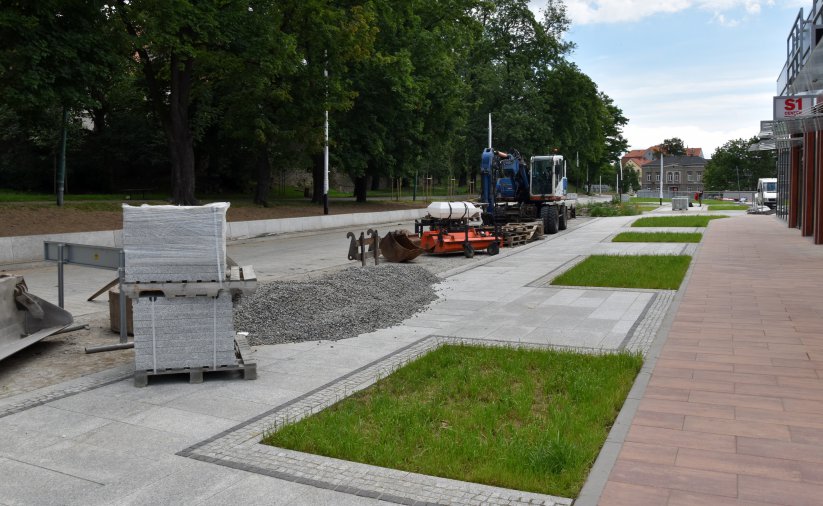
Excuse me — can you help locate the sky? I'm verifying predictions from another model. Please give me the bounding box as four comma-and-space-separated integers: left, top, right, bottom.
529, 0, 809, 158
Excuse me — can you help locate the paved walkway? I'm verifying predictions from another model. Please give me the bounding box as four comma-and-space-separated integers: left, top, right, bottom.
7, 207, 819, 505
599, 214, 823, 506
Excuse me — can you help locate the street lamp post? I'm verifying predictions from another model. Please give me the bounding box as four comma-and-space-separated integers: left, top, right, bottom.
659, 152, 664, 206
736, 166, 740, 193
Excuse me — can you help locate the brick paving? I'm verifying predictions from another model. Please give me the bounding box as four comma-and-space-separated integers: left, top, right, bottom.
600, 215, 823, 506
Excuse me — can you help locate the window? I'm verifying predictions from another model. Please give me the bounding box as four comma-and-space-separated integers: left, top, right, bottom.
646, 173, 651, 182
688, 172, 693, 182
697, 173, 702, 181
667, 172, 673, 183
655, 174, 660, 182
687, 186, 692, 192
674, 172, 680, 183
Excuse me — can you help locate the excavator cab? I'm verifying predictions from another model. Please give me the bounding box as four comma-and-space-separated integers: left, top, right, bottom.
530, 155, 563, 197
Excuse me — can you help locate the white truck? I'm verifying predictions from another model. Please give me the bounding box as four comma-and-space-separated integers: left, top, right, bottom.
756, 178, 777, 209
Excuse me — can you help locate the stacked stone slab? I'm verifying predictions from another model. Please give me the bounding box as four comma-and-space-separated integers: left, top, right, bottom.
124, 203, 238, 372
132, 292, 236, 370
123, 203, 228, 283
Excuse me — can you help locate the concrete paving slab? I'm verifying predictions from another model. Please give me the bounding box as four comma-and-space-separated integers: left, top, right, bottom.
0, 422, 65, 455
195, 473, 362, 506
162, 390, 275, 422
100, 457, 248, 506
48, 389, 149, 421
0, 404, 111, 439
0, 455, 106, 505
73, 420, 193, 459
17, 438, 182, 487
121, 405, 240, 440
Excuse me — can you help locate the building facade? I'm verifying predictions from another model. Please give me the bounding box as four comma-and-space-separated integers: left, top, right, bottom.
767, 1, 823, 244
639, 156, 707, 194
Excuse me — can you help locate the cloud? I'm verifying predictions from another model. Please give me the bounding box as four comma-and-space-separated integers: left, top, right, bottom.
560, 0, 791, 25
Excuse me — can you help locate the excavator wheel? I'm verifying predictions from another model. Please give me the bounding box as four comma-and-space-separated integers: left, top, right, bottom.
463, 242, 475, 258
541, 205, 559, 234
487, 242, 500, 256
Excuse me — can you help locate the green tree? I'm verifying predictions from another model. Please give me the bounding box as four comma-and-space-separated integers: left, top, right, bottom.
662, 137, 686, 156
114, 0, 293, 205
0, 0, 123, 195
703, 137, 776, 191
335, 0, 480, 201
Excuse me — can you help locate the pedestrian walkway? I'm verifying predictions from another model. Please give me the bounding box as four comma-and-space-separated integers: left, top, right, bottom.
598, 214, 823, 505
3, 210, 816, 505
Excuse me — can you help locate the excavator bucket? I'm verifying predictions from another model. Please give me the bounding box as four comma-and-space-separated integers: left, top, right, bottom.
0, 274, 73, 361
379, 230, 425, 263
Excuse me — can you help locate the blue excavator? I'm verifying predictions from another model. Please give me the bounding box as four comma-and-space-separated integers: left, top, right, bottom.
480, 147, 575, 234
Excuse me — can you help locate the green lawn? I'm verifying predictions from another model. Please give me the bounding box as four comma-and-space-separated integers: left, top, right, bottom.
631, 215, 727, 227
708, 204, 748, 211
612, 232, 702, 243
551, 255, 691, 290
262, 344, 643, 498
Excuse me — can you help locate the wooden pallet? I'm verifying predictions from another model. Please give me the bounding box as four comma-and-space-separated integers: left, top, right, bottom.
122, 265, 257, 298
503, 232, 531, 247
134, 334, 257, 387
500, 222, 543, 247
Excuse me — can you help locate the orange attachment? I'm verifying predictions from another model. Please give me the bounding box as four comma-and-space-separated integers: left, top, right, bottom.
419, 228, 502, 255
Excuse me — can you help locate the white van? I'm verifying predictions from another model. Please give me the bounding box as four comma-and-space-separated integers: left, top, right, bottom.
756, 178, 777, 209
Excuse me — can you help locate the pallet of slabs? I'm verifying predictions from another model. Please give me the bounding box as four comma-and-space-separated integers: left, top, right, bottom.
134, 332, 256, 387
122, 202, 228, 283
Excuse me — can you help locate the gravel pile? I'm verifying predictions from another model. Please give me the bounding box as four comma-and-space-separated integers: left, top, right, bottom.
234, 264, 441, 345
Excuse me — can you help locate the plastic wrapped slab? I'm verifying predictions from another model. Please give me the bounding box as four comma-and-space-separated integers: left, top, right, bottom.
132, 292, 237, 371
123, 203, 229, 283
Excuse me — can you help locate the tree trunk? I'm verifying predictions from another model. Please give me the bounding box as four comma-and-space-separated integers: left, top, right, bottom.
168, 54, 198, 205
118, 7, 197, 204
311, 153, 324, 204
253, 145, 272, 206
354, 175, 368, 202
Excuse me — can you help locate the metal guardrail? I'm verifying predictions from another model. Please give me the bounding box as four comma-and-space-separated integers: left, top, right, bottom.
43, 242, 127, 343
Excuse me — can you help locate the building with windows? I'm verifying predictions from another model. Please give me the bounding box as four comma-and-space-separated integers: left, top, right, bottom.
765, 1, 823, 244
639, 155, 707, 194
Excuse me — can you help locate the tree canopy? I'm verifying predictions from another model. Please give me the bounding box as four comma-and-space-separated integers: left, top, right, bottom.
703, 138, 776, 191
662, 137, 686, 156
0, 0, 630, 204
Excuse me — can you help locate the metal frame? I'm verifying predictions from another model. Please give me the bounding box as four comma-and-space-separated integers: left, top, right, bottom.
43, 242, 128, 343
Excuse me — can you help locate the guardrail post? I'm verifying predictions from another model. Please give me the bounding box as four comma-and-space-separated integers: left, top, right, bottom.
57, 243, 65, 308
119, 250, 127, 343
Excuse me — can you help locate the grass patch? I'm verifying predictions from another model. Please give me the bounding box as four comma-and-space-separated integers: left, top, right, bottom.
551, 255, 691, 289
631, 215, 727, 227
612, 232, 702, 243
584, 202, 642, 217
708, 204, 748, 211
262, 344, 643, 498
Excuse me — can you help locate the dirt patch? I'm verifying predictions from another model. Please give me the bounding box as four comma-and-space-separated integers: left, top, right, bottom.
0, 200, 427, 238
0, 314, 133, 400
